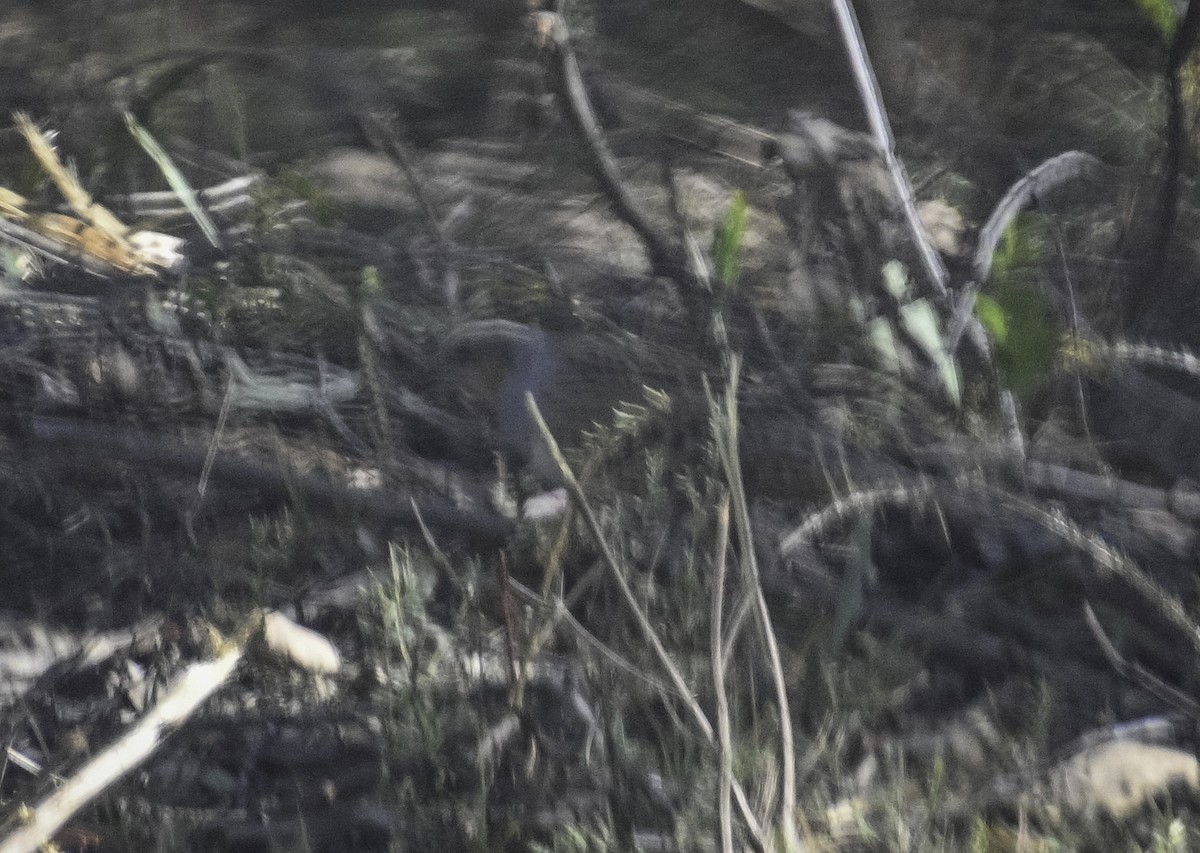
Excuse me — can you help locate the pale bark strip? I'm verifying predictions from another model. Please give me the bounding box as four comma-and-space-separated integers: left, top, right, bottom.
972, 151, 1104, 284
0, 647, 243, 853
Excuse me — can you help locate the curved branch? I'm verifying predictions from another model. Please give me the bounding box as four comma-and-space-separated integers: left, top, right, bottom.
536, 12, 689, 285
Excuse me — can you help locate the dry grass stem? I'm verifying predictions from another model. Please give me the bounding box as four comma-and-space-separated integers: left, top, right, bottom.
711, 495, 734, 853
525, 391, 767, 847
714, 358, 799, 848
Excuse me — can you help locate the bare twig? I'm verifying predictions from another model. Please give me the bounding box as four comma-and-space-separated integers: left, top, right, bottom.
1024, 459, 1200, 522
358, 111, 461, 313
593, 73, 774, 167
780, 481, 933, 557
113, 173, 260, 220
358, 113, 446, 244
827, 0, 946, 297
196, 371, 236, 502
1020, 505, 1200, 661
666, 164, 714, 289
1085, 339, 1200, 380
909, 442, 1200, 522
535, 12, 687, 284
1084, 603, 1200, 721
506, 576, 673, 696
783, 477, 1200, 665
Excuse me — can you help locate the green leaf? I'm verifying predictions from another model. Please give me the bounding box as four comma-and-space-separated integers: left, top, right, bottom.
868, 316, 902, 374
712, 190, 748, 290
881, 259, 909, 300
975, 282, 1059, 393
979, 214, 1059, 393
361, 265, 382, 296
990, 214, 1046, 287
124, 112, 223, 250
0, 247, 33, 286
899, 297, 961, 407
973, 293, 1008, 345
1134, 0, 1178, 41
831, 515, 875, 651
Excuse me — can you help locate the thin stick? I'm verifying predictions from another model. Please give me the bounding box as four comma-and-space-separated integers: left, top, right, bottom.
507, 576, 673, 696
1084, 603, 1200, 720
197, 371, 236, 501
826, 0, 946, 297
358, 111, 461, 314
536, 12, 685, 281
1024, 505, 1200, 662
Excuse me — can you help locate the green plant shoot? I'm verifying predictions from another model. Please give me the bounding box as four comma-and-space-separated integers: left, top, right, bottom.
876, 261, 961, 407
989, 213, 1047, 288
361, 265, 383, 297
713, 190, 748, 292
976, 215, 1059, 393
975, 285, 1058, 393
868, 317, 902, 374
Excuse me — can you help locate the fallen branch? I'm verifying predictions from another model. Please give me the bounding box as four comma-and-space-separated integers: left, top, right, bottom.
29, 416, 515, 548
535, 12, 689, 286
1084, 603, 1200, 721
0, 640, 244, 853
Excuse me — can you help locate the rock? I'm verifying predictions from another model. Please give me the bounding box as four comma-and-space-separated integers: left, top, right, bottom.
1049, 740, 1200, 821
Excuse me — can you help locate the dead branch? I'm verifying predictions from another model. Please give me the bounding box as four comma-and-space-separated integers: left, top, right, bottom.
0, 642, 244, 853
